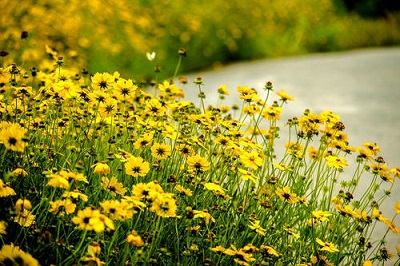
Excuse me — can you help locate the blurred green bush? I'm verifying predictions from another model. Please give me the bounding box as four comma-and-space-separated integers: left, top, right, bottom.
1, 0, 400, 79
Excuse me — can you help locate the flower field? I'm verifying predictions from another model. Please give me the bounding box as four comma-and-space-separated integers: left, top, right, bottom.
1, 1, 400, 265
0, 48, 399, 265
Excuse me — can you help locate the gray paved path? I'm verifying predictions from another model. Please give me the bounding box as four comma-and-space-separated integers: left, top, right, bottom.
183, 47, 400, 261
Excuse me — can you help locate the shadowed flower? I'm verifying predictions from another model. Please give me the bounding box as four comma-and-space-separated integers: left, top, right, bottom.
0, 244, 39, 266
0, 122, 28, 152
0, 179, 16, 197
127, 230, 144, 247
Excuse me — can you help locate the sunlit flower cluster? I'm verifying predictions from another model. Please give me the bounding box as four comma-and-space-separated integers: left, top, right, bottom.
0, 55, 399, 266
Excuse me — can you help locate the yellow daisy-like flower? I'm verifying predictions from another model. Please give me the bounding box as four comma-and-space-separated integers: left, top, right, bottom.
91, 72, 115, 91
175, 185, 193, 197
92, 162, 111, 175
276, 186, 299, 204
0, 220, 7, 235
151, 142, 172, 160
101, 176, 127, 196
126, 230, 144, 247
187, 154, 210, 173
125, 156, 150, 177
276, 89, 294, 102
0, 122, 28, 152
149, 193, 177, 218
325, 155, 348, 169
316, 238, 339, 252
248, 220, 266, 236
0, 244, 40, 266
0, 179, 16, 197
49, 199, 76, 216
240, 150, 264, 170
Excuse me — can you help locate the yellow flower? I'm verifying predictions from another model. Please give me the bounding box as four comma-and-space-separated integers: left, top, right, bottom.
14, 209, 35, 227
363, 260, 373, 266
193, 209, 215, 225
260, 245, 279, 257
325, 155, 348, 169
91, 72, 115, 91
276, 89, 294, 102
49, 199, 76, 216
150, 193, 177, 218
0, 179, 16, 197
0, 220, 7, 235
175, 185, 193, 196
126, 230, 144, 247
187, 154, 210, 173
276, 186, 299, 204
315, 238, 339, 252
151, 142, 171, 160
0, 244, 39, 266
248, 220, 266, 236
71, 207, 114, 233
134, 133, 154, 150
395, 201, 400, 214
125, 156, 150, 177
240, 151, 263, 170
101, 176, 127, 196
92, 162, 111, 175
217, 84, 229, 96
0, 122, 28, 152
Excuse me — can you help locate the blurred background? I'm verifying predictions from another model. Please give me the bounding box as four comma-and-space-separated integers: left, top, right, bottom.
1, 0, 400, 79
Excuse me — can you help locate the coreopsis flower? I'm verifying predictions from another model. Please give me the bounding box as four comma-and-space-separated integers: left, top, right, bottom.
395, 201, 400, 214
151, 142, 171, 160
59, 170, 89, 183
62, 190, 89, 202
49, 199, 76, 216
262, 105, 282, 120
91, 72, 115, 91
92, 162, 111, 175
363, 142, 381, 156
101, 176, 127, 196
0, 221, 7, 234
125, 156, 150, 177
14, 198, 32, 213
0, 179, 16, 197
240, 151, 263, 170
312, 210, 332, 222
114, 78, 137, 100
390, 168, 400, 179
224, 244, 256, 265
46, 173, 69, 189
126, 230, 144, 247
145, 98, 166, 117
260, 245, 279, 257
193, 209, 215, 225
187, 154, 210, 173
0, 122, 28, 152
134, 133, 154, 150
132, 181, 163, 202
175, 185, 193, 196
363, 260, 373, 266
11, 168, 28, 178
218, 84, 229, 96
237, 85, 259, 102
0, 244, 39, 266
210, 245, 226, 253
71, 207, 114, 233
325, 155, 348, 169
100, 200, 134, 221
276, 186, 299, 204
14, 209, 35, 227
150, 193, 177, 218
242, 104, 260, 115
53, 80, 79, 99
98, 97, 118, 118
276, 89, 294, 102
237, 168, 257, 183
315, 238, 339, 252
248, 220, 266, 236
